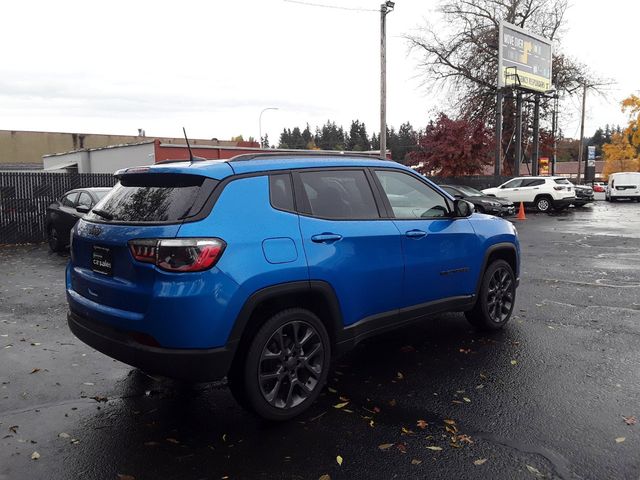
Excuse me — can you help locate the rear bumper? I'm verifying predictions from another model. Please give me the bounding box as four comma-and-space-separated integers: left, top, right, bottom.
68, 310, 237, 382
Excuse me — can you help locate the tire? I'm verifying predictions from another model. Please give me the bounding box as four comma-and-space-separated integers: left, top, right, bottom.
229, 308, 331, 421
465, 260, 516, 331
47, 226, 64, 252
534, 196, 553, 213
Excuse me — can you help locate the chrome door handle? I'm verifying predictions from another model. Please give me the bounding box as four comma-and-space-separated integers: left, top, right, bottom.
405, 229, 427, 239
311, 233, 342, 243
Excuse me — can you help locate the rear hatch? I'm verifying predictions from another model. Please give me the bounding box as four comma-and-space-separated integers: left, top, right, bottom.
69, 169, 222, 319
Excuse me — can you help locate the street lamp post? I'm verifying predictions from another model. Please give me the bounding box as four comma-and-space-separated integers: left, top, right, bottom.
380, 1, 394, 158
259, 107, 279, 148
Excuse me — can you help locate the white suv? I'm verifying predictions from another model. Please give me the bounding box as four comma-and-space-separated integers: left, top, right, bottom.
482, 176, 576, 212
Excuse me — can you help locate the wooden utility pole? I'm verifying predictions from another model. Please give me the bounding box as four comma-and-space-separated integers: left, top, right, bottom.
380, 2, 393, 158
577, 83, 587, 184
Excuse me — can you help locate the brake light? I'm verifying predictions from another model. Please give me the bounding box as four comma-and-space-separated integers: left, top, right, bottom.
128, 238, 225, 272
553, 186, 565, 190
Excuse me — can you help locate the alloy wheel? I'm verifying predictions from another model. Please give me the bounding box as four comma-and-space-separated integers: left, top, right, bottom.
486, 267, 514, 323
258, 320, 324, 409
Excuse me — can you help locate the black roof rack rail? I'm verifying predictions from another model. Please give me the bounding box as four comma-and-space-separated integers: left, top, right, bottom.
155, 158, 212, 165
227, 151, 387, 162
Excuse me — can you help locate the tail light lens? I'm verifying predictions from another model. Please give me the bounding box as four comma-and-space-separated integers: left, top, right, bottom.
128, 238, 225, 272
553, 186, 565, 191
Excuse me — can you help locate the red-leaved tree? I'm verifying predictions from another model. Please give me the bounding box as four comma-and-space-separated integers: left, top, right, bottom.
410, 113, 494, 177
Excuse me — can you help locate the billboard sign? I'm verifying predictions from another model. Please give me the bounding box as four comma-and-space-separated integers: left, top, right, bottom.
587, 145, 596, 160
498, 21, 552, 93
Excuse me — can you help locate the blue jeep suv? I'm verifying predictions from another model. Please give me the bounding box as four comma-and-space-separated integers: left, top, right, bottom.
66, 153, 520, 420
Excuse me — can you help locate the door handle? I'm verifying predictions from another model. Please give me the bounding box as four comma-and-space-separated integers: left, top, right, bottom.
405, 229, 427, 239
311, 233, 342, 243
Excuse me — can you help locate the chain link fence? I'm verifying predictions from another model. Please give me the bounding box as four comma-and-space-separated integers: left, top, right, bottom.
0, 172, 116, 244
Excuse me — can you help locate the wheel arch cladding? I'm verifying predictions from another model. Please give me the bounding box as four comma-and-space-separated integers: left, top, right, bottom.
228, 281, 343, 363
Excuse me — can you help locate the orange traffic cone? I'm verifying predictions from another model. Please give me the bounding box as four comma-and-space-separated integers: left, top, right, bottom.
516, 201, 526, 220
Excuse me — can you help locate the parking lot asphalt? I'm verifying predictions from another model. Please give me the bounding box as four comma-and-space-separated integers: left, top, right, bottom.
1, 200, 639, 480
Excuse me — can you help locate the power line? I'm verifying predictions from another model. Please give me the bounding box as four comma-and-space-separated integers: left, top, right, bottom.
283, 0, 378, 13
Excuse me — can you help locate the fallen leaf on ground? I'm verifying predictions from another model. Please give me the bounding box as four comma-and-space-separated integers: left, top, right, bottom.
623, 415, 637, 426
31, 451, 40, 460
443, 419, 456, 425
9, 426, 18, 434
411, 458, 422, 465
426, 446, 443, 451
463, 397, 471, 403
116, 475, 135, 480
373, 406, 381, 413
378, 443, 394, 451
416, 420, 428, 429
30, 368, 41, 374
166, 438, 180, 444
388, 399, 397, 407
58, 432, 70, 439
456, 434, 473, 444
336, 455, 343, 466
396, 372, 404, 380
327, 387, 337, 393
615, 437, 626, 443
401, 427, 414, 434
83, 382, 95, 386
474, 458, 488, 466
396, 443, 407, 454
526, 465, 542, 475
510, 360, 517, 366
318, 475, 331, 480
333, 401, 349, 409
369, 420, 375, 428
459, 348, 471, 354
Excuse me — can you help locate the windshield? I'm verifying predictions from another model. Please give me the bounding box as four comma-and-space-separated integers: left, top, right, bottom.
455, 186, 483, 197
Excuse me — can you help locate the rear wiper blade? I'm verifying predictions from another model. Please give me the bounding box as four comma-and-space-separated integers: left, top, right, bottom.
92, 209, 113, 220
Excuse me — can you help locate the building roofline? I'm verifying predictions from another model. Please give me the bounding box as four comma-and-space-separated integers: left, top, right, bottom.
42, 140, 156, 158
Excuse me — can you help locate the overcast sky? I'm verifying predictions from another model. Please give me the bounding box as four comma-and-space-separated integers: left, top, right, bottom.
1, 0, 638, 144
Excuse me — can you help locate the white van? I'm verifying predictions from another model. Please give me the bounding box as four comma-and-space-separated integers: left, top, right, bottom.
605, 172, 640, 202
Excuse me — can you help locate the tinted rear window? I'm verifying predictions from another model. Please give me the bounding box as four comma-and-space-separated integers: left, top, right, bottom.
554, 178, 571, 184
87, 174, 206, 223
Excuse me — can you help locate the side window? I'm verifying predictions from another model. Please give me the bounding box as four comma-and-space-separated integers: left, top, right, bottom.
77, 192, 93, 208
375, 170, 449, 219
61, 192, 78, 207
269, 174, 295, 212
298, 170, 379, 219
522, 179, 545, 187
501, 179, 523, 189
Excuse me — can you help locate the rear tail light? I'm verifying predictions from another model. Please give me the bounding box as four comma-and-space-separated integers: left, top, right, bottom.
128, 238, 226, 272
553, 186, 565, 190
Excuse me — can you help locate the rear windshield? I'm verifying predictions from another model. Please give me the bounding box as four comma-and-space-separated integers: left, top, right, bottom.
87, 174, 206, 223
554, 178, 571, 185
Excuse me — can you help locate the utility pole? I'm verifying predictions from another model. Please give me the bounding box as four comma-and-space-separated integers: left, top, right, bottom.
515, 91, 523, 176
494, 89, 503, 176
551, 93, 558, 175
380, 1, 394, 158
576, 83, 587, 184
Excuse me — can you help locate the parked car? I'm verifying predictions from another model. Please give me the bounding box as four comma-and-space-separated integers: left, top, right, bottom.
605, 172, 640, 202
592, 182, 606, 193
66, 153, 520, 420
482, 176, 576, 212
46, 187, 112, 252
440, 185, 515, 216
572, 184, 595, 207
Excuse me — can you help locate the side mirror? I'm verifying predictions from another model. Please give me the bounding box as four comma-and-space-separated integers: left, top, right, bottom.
454, 194, 464, 199
453, 199, 474, 217
76, 205, 90, 214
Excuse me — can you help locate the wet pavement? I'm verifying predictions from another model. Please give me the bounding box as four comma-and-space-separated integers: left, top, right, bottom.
1, 200, 639, 480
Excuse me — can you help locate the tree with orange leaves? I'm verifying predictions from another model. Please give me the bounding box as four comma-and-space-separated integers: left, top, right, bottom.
602, 95, 640, 179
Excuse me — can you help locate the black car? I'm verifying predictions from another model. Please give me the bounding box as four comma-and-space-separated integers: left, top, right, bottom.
45, 187, 111, 252
572, 184, 594, 207
440, 185, 516, 216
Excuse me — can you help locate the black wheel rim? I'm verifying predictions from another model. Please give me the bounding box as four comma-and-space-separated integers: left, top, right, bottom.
258, 320, 324, 409
486, 267, 514, 323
